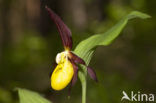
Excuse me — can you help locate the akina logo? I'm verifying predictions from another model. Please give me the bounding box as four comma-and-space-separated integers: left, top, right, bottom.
121, 91, 155, 102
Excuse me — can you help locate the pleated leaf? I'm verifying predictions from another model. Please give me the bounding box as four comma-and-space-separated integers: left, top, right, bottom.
73, 11, 150, 81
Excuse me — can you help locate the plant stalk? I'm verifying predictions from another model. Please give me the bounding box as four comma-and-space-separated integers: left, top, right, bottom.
79, 68, 87, 103
82, 78, 86, 103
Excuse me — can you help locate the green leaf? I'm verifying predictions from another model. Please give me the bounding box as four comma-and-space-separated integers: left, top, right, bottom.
73, 11, 150, 103
74, 11, 150, 65
17, 88, 52, 103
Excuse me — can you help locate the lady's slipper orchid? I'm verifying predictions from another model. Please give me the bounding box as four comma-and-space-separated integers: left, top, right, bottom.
46, 6, 97, 91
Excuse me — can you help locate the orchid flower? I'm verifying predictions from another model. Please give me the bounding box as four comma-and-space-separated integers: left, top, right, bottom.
45, 6, 97, 91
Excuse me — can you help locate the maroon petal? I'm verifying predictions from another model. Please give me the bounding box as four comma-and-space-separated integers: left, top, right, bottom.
87, 66, 98, 82
69, 52, 85, 65
70, 60, 79, 86
45, 6, 73, 50
68, 52, 98, 83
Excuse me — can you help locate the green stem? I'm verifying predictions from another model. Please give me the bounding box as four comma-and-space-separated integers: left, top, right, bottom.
78, 70, 87, 103
82, 78, 86, 103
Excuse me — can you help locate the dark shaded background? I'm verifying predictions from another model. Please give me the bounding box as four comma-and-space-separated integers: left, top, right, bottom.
0, 0, 156, 103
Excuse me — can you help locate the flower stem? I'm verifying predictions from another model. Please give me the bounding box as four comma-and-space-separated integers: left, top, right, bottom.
78, 70, 87, 103
82, 79, 86, 103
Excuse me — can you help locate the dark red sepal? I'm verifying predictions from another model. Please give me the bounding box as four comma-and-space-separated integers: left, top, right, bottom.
70, 59, 79, 86
67, 59, 79, 97
69, 52, 85, 65
87, 66, 98, 82
69, 52, 98, 82
45, 6, 73, 50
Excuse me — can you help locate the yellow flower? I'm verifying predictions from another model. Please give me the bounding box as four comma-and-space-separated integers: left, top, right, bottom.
46, 6, 98, 91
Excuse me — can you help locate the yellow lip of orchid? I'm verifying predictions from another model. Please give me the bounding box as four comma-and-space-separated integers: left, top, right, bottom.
51, 51, 74, 90
46, 6, 97, 91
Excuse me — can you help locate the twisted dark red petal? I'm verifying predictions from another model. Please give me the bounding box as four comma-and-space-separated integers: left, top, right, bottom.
69, 52, 85, 65
69, 52, 98, 82
70, 59, 79, 86
45, 6, 73, 50
87, 66, 98, 82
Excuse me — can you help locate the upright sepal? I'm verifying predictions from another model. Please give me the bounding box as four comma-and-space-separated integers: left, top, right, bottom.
45, 6, 73, 50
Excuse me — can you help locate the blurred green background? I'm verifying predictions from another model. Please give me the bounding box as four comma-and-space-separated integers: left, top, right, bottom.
0, 0, 156, 103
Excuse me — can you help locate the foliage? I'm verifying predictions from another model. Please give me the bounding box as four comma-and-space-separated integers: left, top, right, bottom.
74, 11, 150, 103
17, 88, 51, 103
16, 11, 150, 103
